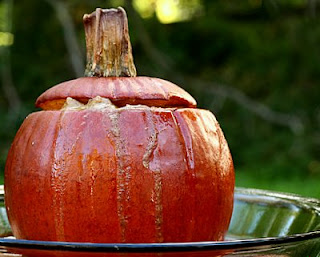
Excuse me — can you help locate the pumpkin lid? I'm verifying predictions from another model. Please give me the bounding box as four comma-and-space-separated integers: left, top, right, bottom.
36, 7, 196, 110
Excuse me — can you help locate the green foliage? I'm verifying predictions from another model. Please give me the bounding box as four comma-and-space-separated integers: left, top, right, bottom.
0, 0, 319, 197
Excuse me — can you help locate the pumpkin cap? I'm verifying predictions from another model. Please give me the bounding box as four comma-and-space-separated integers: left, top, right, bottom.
36, 7, 196, 110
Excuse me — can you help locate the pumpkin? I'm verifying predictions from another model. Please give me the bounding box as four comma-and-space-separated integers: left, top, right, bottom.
4, 7, 235, 243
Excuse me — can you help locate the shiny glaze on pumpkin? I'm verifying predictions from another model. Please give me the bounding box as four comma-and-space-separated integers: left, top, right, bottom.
5, 104, 234, 243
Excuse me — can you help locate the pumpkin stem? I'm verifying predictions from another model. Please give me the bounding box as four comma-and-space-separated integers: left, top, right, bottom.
83, 7, 137, 77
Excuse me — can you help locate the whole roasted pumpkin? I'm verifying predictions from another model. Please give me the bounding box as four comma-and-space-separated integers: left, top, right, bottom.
5, 7, 235, 243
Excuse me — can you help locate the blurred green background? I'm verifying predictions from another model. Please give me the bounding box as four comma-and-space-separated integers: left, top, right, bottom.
0, 0, 319, 198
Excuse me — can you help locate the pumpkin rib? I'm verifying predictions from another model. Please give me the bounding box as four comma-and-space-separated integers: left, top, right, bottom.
142, 111, 158, 170
110, 78, 117, 98
172, 109, 231, 241
171, 110, 196, 241
196, 111, 221, 240
77, 110, 96, 242
32, 112, 63, 240
5, 113, 42, 239
68, 79, 79, 100
88, 77, 97, 100
50, 110, 67, 242
134, 77, 147, 101
146, 110, 164, 243
101, 110, 122, 242
109, 109, 129, 242
204, 111, 235, 240
20, 114, 45, 239
117, 109, 159, 243
149, 77, 168, 99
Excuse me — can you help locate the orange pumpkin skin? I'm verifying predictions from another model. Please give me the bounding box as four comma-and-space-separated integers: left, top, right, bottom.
5, 8, 235, 243
5, 105, 234, 243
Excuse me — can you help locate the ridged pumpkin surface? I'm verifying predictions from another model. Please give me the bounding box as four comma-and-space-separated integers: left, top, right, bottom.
5, 7, 235, 244
5, 105, 234, 243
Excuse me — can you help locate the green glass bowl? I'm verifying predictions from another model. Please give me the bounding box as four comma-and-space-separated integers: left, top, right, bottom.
0, 187, 319, 256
